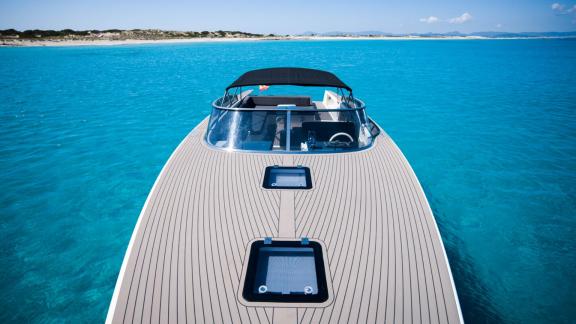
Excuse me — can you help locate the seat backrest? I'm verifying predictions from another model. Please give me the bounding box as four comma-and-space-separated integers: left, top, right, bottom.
243, 96, 312, 108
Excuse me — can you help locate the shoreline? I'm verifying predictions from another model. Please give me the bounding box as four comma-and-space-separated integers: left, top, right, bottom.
2, 35, 575, 47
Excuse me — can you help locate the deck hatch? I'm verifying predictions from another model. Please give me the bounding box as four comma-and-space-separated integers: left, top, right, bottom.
242, 239, 328, 303
263, 166, 312, 189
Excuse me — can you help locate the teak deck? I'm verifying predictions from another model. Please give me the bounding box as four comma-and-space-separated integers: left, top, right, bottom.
106, 119, 463, 324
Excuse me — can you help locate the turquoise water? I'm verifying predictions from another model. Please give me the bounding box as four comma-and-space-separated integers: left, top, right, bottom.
0, 39, 575, 323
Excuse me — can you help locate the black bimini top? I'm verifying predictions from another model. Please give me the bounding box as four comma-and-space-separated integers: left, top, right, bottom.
226, 67, 352, 92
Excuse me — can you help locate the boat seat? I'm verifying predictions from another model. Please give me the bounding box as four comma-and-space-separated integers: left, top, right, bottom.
241, 96, 312, 108
248, 111, 278, 135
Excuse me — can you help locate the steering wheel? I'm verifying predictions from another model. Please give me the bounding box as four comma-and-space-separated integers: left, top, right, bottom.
328, 132, 354, 147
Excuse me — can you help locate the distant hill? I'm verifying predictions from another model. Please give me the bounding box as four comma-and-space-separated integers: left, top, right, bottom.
468, 31, 576, 38
297, 30, 576, 38
0, 29, 268, 40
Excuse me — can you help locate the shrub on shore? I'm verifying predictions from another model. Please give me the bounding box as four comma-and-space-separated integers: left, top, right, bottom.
0, 29, 266, 40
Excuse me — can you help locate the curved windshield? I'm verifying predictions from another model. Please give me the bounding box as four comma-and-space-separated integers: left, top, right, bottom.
205, 107, 379, 152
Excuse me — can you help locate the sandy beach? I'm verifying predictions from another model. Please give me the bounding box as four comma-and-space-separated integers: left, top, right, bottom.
0, 37, 273, 47
0, 35, 497, 47
3, 35, 575, 47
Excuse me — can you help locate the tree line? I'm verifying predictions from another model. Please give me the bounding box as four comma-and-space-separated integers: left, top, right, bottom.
0, 29, 268, 39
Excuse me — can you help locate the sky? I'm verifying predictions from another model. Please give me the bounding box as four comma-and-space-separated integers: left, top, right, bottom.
0, 0, 575, 34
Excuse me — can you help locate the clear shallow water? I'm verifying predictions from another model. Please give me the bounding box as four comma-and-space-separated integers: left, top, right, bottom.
0, 39, 575, 323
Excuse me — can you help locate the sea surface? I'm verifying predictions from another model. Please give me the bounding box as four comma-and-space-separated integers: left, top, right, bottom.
0, 39, 575, 323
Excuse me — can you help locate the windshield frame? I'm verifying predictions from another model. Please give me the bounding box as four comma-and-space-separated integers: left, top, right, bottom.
204, 96, 380, 154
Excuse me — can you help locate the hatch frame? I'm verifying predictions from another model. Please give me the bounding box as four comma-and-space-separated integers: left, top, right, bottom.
238, 238, 334, 308
262, 165, 313, 190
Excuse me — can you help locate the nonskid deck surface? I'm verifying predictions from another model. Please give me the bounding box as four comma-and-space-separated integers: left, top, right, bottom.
107, 119, 462, 324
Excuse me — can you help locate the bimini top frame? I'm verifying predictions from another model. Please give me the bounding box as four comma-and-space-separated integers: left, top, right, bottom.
226, 67, 352, 92
221, 67, 359, 110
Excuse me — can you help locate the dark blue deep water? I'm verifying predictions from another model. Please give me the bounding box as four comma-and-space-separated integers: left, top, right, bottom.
1, 40, 575, 323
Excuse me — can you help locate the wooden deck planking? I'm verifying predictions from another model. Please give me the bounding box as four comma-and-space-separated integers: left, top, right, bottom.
107, 119, 462, 324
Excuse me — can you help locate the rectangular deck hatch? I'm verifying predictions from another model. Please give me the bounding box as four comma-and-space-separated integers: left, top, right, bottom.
263, 166, 312, 189
241, 239, 329, 303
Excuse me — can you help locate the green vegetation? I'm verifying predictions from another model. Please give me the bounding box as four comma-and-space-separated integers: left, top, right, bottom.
0, 29, 267, 40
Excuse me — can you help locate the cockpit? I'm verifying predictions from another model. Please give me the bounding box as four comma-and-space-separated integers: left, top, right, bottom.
205, 68, 380, 153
